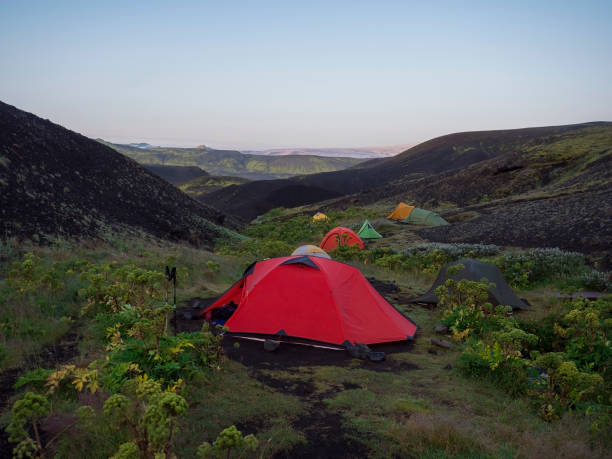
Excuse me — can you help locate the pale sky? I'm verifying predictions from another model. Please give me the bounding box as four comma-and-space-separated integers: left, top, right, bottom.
1, 1, 611, 149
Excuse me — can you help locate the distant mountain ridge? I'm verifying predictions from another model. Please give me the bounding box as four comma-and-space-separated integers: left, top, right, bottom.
200, 122, 612, 256
101, 141, 367, 180
0, 101, 240, 247
241, 144, 411, 159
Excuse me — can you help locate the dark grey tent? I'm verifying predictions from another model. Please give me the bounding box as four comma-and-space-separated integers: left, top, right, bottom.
411, 258, 529, 310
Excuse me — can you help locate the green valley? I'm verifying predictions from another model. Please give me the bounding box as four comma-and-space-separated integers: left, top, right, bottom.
100, 141, 368, 180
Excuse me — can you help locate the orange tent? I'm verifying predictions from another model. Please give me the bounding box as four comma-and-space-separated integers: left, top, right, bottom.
387, 202, 414, 220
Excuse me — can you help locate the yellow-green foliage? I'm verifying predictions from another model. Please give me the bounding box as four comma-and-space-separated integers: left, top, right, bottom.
197, 425, 258, 458
101, 376, 188, 458
456, 294, 611, 424
6, 392, 50, 457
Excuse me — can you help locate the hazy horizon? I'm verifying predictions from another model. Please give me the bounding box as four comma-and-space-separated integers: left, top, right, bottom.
1, 1, 611, 150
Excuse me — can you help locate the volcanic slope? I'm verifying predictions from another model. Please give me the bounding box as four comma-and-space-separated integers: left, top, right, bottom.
101, 141, 367, 180
0, 101, 240, 247
201, 122, 612, 220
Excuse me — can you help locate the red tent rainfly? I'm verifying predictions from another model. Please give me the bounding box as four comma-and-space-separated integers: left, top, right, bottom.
319, 226, 365, 251
202, 256, 417, 346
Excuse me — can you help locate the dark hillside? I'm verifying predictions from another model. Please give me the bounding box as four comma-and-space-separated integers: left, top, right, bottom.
0, 101, 240, 247
202, 122, 612, 221
143, 164, 208, 186
415, 189, 612, 265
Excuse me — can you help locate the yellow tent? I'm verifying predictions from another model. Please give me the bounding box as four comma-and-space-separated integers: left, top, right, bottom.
291, 245, 331, 259
312, 212, 328, 222
387, 202, 414, 220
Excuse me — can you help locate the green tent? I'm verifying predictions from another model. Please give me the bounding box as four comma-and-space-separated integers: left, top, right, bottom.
402, 207, 449, 226
411, 258, 529, 310
357, 219, 382, 239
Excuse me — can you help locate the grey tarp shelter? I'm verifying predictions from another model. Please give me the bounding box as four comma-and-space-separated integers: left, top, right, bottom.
411, 258, 529, 310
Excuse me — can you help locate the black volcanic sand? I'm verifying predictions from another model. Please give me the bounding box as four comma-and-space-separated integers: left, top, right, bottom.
416, 189, 612, 269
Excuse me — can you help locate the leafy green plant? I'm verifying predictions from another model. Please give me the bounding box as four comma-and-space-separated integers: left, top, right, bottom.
534, 352, 604, 419
554, 296, 612, 373
5, 392, 50, 458
103, 376, 188, 458
99, 326, 224, 391
14, 368, 54, 392
205, 261, 221, 278
197, 425, 258, 458
495, 248, 587, 288
436, 274, 496, 340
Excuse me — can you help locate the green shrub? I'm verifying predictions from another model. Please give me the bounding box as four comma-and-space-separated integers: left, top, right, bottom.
436, 276, 496, 340
100, 328, 223, 391
102, 377, 188, 458
495, 248, 587, 288
458, 340, 529, 396
403, 242, 501, 260
197, 425, 258, 458
14, 368, 55, 392
5, 392, 50, 457
554, 296, 612, 373
580, 270, 611, 292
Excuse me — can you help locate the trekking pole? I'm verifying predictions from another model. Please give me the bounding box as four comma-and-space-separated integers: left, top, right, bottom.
165, 266, 177, 335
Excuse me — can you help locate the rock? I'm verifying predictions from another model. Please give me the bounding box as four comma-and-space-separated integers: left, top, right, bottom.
444, 364, 453, 370
263, 339, 280, 352
191, 299, 205, 309
428, 348, 438, 355
368, 351, 386, 362
434, 324, 449, 334
430, 338, 453, 349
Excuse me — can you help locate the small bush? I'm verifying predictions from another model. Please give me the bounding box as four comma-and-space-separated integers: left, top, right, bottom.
580, 270, 611, 292
495, 248, 586, 288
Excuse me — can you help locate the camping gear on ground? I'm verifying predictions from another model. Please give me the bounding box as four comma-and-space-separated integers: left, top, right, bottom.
291, 245, 331, 259
319, 227, 365, 251
387, 202, 414, 220
357, 219, 383, 239
411, 258, 529, 310
387, 202, 449, 226
312, 212, 329, 222
201, 255, 417, 346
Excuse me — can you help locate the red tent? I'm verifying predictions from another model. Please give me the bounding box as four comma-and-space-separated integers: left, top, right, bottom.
320, 227, 365, 251
201, 256, 417, 346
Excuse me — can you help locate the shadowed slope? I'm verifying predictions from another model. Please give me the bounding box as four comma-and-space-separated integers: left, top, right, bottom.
142, 164, 209, 186
0, 101, 240, 247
